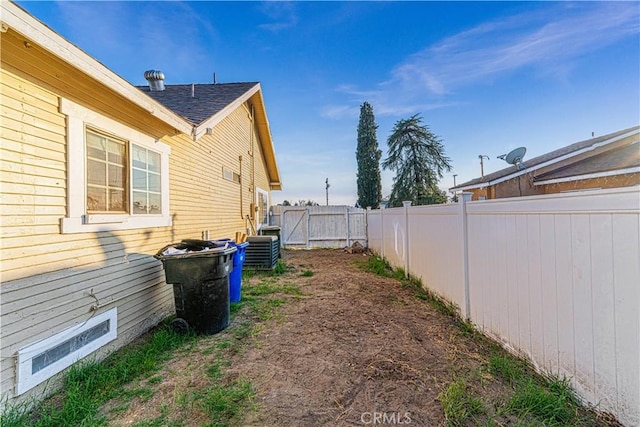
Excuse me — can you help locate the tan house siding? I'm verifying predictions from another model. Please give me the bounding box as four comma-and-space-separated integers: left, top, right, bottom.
1, 66, 176, 402
1, 53, 278, 406
166, 104, 274, 240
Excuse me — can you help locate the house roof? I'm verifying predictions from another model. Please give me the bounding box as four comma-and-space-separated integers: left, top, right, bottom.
2, 1, 281, 190
137, 83, 259, 126
451, 126, 640, 191
535, 142, 639, 182
137, 81, 282, 190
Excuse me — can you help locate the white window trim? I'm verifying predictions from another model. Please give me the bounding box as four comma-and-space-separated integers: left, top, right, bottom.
256, 187, 269, 229
60, 98, 172, 233
15, 308, 117, 395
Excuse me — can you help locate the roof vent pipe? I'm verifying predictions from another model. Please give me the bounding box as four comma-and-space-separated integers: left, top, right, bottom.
144, 70, 165, 91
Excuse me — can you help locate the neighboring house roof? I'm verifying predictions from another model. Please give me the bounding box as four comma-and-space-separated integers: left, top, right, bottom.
451, 126, 640, 191
535, 142, 640, 183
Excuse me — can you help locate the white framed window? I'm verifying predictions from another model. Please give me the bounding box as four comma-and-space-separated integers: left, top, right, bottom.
60, 98, 171, 233
256, 187, 269, 229
16, 308, 117, 395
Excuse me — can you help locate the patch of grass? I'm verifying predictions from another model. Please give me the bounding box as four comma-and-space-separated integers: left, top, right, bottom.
300, 270, 314, 277
507, 378, 578, 425
199, 378, 254, 427
1, 323, 194, 427
439, 378, 486, 426
361, 255, 460, 318
270, 259, 287, 275
360, 252, 600, 426
489, 354, 527, 387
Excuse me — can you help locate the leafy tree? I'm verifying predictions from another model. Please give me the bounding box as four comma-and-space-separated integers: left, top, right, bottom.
294, 200, 319, 207
356, 102, 382, 209
282, 200, 291, 206
382, 114, 451, 207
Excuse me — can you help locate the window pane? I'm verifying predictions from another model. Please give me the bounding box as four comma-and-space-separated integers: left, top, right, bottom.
108, 164, 124, 187
87, 160, 106, 185
148, 193, 161, 214
86, 132, 106, 159
131, 144, 163, 215
132, 169, 147, 191
109, 189, 125, 211
87, 186, 106, 211
132, 145, 146, 169
148, 151, 161, 173
132, 191, 147, 214
148, 172, 161, 192
108, 140, 124, 164
86, 129, 127, 213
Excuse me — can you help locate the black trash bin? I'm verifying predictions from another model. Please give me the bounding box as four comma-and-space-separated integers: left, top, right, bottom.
155, 241, 236, 335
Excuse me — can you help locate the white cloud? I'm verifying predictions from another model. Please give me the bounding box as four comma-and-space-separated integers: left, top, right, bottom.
325, 2, 639, 119
259, 1, 298, 32
54, 1, 216, 83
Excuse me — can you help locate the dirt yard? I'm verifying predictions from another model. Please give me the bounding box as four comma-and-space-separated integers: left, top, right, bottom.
105, 249, 610, 426
236, 249, 494, 426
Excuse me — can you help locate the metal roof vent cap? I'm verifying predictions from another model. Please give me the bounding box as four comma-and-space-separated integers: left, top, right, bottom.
144, 70, 165, 91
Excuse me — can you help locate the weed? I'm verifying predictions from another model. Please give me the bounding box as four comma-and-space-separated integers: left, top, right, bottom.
199, 379, 254, 427
439, 378, 486, 426
270, 260, 287, 275
488, 354, 526, 387
0, 324, 193, 427
507, 378, 577, 425
301, 270, 314, 277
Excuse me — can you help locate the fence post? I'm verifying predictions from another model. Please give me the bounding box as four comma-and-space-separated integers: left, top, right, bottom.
346, 207, 351, 247
380, 205, 385, 259
366, 207, 371, 248
403, 201, 412, 276
458, 192, 472, 320
306, 207, 310, 248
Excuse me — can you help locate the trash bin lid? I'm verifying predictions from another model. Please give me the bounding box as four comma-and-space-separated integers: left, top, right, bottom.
154, 241, 236, 260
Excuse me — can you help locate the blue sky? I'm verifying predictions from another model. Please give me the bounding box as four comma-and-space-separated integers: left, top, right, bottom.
18, 1, 640, 206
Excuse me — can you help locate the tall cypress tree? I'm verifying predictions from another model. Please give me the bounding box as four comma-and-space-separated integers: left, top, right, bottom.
356, 102, 382, 209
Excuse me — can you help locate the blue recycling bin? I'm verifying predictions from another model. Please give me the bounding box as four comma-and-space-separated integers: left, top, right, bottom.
228, 241, 249, 302
201, 239, 249, 302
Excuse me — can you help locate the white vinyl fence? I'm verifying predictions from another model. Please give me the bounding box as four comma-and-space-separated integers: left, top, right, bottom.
270, 205, 367, 248
367, 187, 640, 426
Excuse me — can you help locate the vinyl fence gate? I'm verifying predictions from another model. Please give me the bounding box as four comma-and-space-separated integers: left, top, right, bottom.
269, 206, 367, 249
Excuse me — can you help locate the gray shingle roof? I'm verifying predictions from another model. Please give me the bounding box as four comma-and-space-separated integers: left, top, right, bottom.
137, 82, 259, 126
452, 126, 640, 189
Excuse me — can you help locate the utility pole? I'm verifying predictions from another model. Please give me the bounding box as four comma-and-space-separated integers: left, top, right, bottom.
478, 155, 489, 178
325, 178, 330, 206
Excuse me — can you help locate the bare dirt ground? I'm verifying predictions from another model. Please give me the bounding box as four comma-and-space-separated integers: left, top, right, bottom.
105, 249, 611, 426
234, 249, 503, 426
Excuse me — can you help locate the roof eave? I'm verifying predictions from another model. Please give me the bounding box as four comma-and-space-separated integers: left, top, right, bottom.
1, 1, 193, 136
191, 83, 282, 189
534, 166, 640, 186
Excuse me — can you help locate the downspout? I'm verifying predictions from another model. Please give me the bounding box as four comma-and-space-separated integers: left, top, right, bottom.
249, 104, 256, 228
239, 155, 243, 219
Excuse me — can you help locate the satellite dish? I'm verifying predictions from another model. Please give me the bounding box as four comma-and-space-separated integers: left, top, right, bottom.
497, 147, 526, 169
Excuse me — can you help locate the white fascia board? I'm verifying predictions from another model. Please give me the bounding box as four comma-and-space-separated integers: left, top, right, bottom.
451, 129, 640, 192
193, 83, 261, 141
534, 166, 640, 186
1, 1, 192, 135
